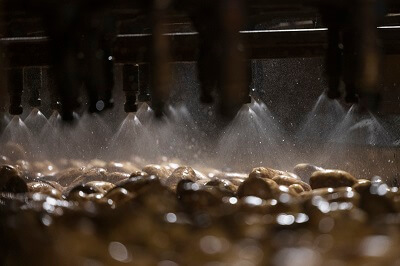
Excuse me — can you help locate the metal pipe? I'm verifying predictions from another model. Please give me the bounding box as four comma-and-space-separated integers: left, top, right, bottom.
122, 64, 139, 113
3, 27, 400, 67
138, 64, 151, 102
218, 0, 250, 117
150, 0, 172, 117
25, 67, 42, 108
7, 68, 23, 115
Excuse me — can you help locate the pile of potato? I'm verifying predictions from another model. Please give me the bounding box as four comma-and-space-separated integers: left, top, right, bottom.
1, 157, 400, 266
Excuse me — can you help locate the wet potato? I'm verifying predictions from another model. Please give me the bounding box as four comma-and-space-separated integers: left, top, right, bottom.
294, 163, 324, 183
237, 175, 279, 200
104, 187, 135, 207
272, 175, 311, 191
1, 158, 400, 265
142, 164, 172, 180
310, 169, 358, 189
165, 166, 198, 190
27, 182, 62, 199
0, 165, 28, 193
116, 174, 160, 194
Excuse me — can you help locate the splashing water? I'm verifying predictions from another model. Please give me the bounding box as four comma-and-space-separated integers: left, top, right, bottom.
24, 108, 49, 159
25, 108, 49, 135
328, 105, 394, 146
71, 113, 112, 159
0, 112, 10, 135
110, 112, 154, 162
217, 103, 283, 172
136, 102, 154, 123
293, 94, 346, 168
165, 104, 200, 161
0, 116, 33, 160
315, 105, 397, 179
249, 99, 284, 141
133, 103, 201, 164
39, 111, 81, 159
296, 93, 346, 142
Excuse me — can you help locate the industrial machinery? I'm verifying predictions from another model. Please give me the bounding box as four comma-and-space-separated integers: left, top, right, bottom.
1, 0, 400, 265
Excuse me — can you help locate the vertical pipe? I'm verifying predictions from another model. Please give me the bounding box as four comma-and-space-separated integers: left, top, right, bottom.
123, 64, 139, 113
25, 67, 42, 108
138, 64, 151, 103
354, 0, 383, 110
7, 68, 24, 116
45, 68, 61, 112
151, 0, 171, 117
321, 6, 344, 100
218, 0, 249, 117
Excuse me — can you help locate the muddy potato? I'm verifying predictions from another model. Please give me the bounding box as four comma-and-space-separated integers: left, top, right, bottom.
105, 187, 135, 207
106, 172, 130, 184
176, 179, 200, 197
56, 167, 86, 187
37, 178, 65, 192
45, 180, 65, 192
249, 167, 279, 179
352, 180, 396, 216
27, 182, 62, 199
237, 176, 279, 200
67, 183, 103, 202
85, 181, 115, 194
73, 168, 108, 184
272, 175, 311, 191
212, 171, 247, 182
133, 181, 178, 214
176, 180, 220, 212
193, 169, 208, 181
238, 196, 270, 214
265, 197, 302, 214
196, 179, 211, 186
230, 178, 245, 186
206, 179, 237, 194
310, 169, 358, 189
165, 166, 197, 189
352, 179, 371, 193
142, 164, 172, 180
388, 188, 400, 212
67, 183, 102, 195
0, 165, 28, 193
116, 174, 160, 194
294, 163, 323, 183
129, 171, 147, 178
289, 184, 305, 194
317, 187, 360, 205
276, 185, 298, 197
